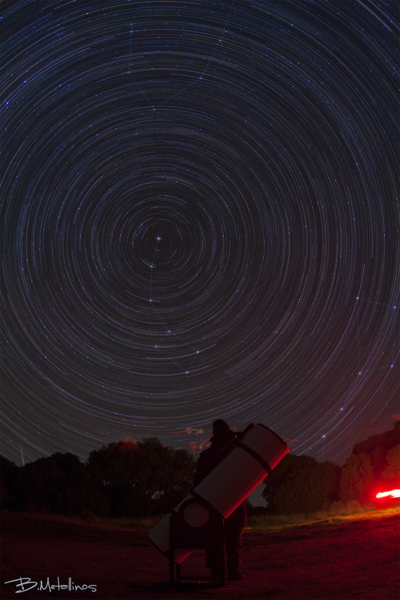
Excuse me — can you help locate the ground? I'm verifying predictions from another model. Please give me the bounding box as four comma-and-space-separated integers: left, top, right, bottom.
1, 510, 399, 599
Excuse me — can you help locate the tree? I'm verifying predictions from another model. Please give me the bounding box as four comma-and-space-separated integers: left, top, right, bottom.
352, 421, 399, 478
262, 454, 340, 514
339, 452, 373, 502
88, 437, 196, 517
339, 421, 400, 502
50, 452, 81, 472
13, 457, 67, 513
6, 452, 108, 517
135, 438, 196, 512
382, 444, 400, 480
0, 456, 20, 509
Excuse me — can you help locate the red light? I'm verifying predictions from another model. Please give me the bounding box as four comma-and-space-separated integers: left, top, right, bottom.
376, 489, 400, 499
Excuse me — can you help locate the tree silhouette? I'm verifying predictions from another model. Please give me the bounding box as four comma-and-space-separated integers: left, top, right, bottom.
262, 454, 340, 514
0, 456, 19, 509
382, 444, 400, 480
339, 452, 373, 502
13, 457, 67, 513
88, 437, 196, 517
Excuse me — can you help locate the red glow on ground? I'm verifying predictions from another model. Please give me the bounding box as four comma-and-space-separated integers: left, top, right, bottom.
376, 489, 400, 499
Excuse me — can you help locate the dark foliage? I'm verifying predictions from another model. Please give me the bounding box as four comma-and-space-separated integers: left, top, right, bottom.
262, 454, 340, 514
49, 452, 81, 472
87, 437, 196, 517
352, 420, 399, 458
341, 421, 400, 501
1, 438, 195, 518
339, 452, 374, 502
12, 456, 68, 513
2, 422, 397, 518
382, 444, 400, 480
262, 422, 399, 514
0, 456, 19, 509
1, 452, 108, 517
245, 500, 269, 517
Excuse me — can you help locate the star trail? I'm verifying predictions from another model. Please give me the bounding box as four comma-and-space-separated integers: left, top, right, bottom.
1, 0, 399, 467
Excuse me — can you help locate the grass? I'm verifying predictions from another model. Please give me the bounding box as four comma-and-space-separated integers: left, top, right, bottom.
6, 501, 399, 533
7, 511, 165, 530
246, 501, 400, 532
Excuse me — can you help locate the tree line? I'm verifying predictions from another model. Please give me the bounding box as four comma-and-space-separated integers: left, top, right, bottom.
0, 438, 196, 518
1, 421, 398, 517
262, 420, 399, 513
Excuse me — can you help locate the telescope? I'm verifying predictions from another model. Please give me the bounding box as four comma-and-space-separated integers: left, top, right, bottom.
148, 423, 288, 581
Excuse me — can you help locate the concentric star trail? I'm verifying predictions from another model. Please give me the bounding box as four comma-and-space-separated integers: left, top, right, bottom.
1, 0, 399, 466
150, 236, 200, 373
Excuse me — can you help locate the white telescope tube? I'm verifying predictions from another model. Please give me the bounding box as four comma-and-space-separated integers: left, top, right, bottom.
148, 423, 288, 564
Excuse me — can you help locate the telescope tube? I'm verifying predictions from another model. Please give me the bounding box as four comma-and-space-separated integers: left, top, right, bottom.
148, 423, 288, 563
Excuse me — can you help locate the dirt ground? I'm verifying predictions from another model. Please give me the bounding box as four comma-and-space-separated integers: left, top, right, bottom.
1, 510, 399, 599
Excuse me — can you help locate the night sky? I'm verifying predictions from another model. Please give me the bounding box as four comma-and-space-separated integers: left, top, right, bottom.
2, 0, 399, 469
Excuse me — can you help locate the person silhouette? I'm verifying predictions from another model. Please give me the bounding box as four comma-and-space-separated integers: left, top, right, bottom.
194, 419, 246, 580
